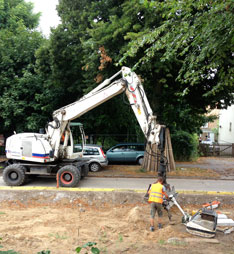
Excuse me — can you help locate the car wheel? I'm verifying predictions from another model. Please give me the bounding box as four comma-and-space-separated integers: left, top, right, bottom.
3, 164, 26, 186
58, 165, 80, 187
89, 162, 101, 172
137, 157, 144, 165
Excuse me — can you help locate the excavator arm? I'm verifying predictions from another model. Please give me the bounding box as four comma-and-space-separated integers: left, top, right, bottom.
46, 67, 163, 166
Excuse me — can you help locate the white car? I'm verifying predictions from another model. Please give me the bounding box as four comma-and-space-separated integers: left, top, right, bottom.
201, 139, 213, 145
74, 144, 108, 172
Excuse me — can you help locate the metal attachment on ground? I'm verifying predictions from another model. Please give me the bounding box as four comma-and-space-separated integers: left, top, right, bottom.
186, 208, 218, 238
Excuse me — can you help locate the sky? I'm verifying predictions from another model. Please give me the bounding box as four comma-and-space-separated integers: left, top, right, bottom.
25, 0, 61, 37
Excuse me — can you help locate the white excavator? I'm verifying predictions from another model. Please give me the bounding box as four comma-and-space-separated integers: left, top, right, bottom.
4, 67, 166, 187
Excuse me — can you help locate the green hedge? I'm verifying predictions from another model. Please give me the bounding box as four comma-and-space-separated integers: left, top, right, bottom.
171, 131, 198, 161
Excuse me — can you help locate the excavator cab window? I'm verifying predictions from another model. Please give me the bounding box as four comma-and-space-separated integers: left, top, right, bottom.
70, 122, 86, 154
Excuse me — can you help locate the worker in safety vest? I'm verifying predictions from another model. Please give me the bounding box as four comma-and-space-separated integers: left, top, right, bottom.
148, 176, 168, 231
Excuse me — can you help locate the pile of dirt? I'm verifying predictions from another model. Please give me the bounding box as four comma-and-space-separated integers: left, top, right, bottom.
0, 201, 233, 254
127, 206, 144, 223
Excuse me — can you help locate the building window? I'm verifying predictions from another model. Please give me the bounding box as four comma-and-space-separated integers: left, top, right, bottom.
202, 122, 208, 128
229, 122, 232, 132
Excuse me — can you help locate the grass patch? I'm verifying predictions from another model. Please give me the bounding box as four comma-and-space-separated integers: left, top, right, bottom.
118, 234, 123, 242
92, 164, 220, 179
48, 233, 68, 240
168, 240, 187, 246
137, 168, 147, 173
158, 239, 166, 245
168, 167, 220, 178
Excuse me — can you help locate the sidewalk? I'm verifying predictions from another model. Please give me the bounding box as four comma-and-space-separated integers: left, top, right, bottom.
176, 157, 234, 180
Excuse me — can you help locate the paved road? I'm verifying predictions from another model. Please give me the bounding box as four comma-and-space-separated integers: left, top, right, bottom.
0, 176, 233, 192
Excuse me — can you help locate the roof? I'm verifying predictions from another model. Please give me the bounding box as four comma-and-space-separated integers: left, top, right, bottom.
75, 144, 102, 148
114, 143, 144, 146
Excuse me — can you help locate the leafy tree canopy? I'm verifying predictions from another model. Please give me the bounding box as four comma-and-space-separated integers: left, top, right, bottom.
0, 0, 44, 134
0, 0, 40, 30
36, 0, 144, 139
121, 0, 234, 111
38, 0, 234, 138
2, 0, 232, 142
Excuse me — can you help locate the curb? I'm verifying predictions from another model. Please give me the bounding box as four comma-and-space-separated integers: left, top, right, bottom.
0, 186, 233, 196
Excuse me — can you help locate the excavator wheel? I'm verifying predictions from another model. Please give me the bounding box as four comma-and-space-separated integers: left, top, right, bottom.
58, 165, 80, 187
3, 164, 27, 186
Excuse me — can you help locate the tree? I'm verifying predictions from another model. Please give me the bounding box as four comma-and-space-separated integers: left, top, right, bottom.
0, 0, 40, 30
36, 0, 233, 146
121, 0, 234, 112
37, 0, 144, 142
79, 0, 213, 134
0, 0, 45, 134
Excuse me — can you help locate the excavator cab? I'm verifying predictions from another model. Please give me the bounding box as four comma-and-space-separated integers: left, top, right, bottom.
59, 122, 86, 160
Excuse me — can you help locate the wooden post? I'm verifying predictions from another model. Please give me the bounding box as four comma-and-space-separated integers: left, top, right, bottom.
232, 144, 234, 157
151, 143, 157, 172
166, 128, 176, 171
143, 128, 175, 172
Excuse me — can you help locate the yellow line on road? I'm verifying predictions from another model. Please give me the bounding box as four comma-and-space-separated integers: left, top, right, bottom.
0, 186, 233, 196
177, 190, 234, 196
0, 186, 116, 192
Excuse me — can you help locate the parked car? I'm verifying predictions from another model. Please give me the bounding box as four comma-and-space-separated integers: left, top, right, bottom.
74, 144, 108, 172
201, 139, 213, 145
106, 143, 145, 165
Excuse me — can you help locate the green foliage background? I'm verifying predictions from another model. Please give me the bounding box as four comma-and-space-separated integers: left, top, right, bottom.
0, 0, 233, 159
171, 131, 199, 161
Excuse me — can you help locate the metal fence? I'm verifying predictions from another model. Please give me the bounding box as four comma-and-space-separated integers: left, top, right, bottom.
199, 143, 234, 157
85, 133, 145, 151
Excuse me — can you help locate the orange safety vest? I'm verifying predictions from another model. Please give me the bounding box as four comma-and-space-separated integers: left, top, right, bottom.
148, 182, 164, 204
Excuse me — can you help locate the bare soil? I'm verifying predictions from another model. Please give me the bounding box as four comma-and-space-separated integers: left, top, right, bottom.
0, 201, 234, 254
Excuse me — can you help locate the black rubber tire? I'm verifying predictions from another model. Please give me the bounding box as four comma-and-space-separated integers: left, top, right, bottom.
89, 162, 101, 172
77, 166, 82, 180
58, 165, 80, 187
137, 157, 144, 165
81, 165, 89, 179
3, 164, 26, 186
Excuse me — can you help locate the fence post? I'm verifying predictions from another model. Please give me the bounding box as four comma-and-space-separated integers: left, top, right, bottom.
232, 144, 234, 157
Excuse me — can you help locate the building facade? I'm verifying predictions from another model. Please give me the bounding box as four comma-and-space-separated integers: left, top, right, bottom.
218, 105, 234, 144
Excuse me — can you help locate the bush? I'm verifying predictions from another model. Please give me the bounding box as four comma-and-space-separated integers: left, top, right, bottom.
171, 131, 198, 161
